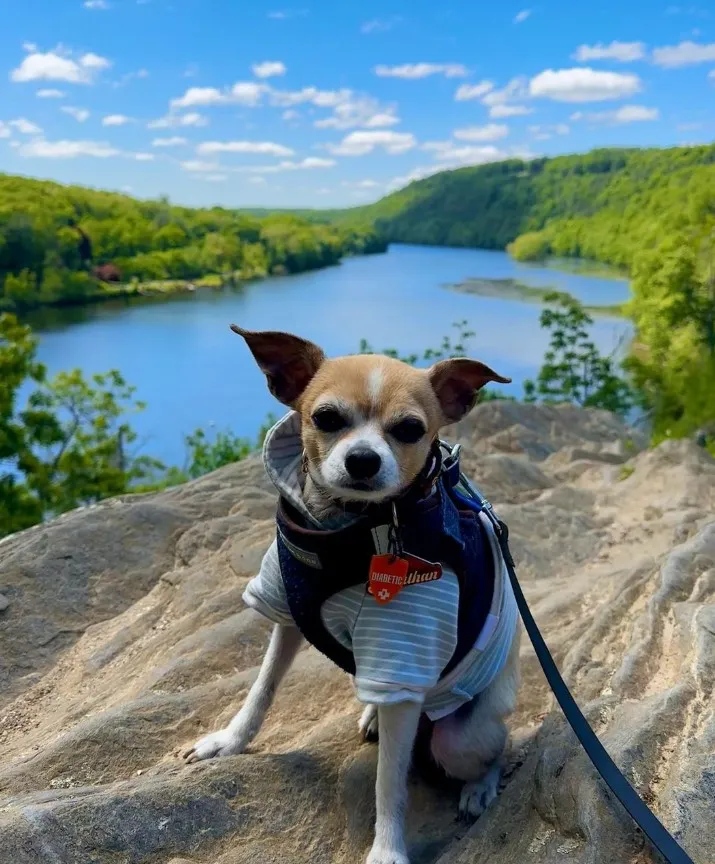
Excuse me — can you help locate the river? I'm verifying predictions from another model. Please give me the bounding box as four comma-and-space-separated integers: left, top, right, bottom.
26, 244, 631, 469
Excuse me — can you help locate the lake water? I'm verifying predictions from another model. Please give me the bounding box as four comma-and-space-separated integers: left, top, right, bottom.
27, 244, 631, 469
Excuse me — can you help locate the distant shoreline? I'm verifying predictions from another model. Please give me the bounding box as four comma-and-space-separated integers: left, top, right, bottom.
446, 276, 626, 318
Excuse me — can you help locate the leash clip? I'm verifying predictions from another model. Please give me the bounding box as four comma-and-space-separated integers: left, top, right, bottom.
388, 501, 405, 560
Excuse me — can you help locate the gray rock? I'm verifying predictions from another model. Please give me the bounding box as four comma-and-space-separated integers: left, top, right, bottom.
0, 403, 712, 864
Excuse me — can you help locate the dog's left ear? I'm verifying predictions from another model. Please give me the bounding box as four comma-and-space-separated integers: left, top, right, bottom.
231, 325, 325, 408
428, 358, 511, 423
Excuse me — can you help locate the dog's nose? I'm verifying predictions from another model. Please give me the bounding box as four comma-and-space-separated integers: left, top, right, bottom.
345, 448, 382, 480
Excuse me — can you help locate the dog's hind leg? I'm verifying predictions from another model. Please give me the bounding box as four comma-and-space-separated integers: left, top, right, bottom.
429, 626, 521, 819
183, 623, 303, 763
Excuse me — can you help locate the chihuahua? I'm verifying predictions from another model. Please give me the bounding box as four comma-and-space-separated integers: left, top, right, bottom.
184, 327, 521, 864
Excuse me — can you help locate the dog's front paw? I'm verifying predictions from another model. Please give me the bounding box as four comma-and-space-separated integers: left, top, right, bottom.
366, 843, 409, 864
358, 704, 379, 742
182, 728, 246, 763
458, 763, 501, 820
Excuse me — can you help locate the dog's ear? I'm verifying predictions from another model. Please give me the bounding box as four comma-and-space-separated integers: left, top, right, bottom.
231, 325, 325, 408
428, 358, 511, 423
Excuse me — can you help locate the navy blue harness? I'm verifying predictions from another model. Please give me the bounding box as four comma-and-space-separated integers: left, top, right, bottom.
275, 443, 495, 678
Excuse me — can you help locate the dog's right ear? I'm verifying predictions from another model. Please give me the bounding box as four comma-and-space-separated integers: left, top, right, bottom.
231, 325, 325, 408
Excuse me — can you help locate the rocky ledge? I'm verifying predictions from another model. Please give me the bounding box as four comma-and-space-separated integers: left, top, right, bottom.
1, 402, 713, 864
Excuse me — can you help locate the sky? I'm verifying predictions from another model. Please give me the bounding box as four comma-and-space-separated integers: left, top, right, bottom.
1, 1, 715, 209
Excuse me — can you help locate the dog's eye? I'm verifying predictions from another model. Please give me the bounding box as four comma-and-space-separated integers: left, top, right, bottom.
388, 418, 426, 444
311, 408, 348, 433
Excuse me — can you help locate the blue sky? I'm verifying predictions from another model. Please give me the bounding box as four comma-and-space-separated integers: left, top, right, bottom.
1, 0, 715, 209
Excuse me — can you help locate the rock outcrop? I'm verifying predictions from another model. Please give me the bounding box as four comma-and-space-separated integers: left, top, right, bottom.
0, 402, 713, 864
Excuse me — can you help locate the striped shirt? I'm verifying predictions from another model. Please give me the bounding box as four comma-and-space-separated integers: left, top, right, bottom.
243, 411, 518, 720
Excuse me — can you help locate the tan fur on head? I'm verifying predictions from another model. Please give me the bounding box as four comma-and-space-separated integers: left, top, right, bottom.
232, 324, 510, 501
300, 353, 445, 493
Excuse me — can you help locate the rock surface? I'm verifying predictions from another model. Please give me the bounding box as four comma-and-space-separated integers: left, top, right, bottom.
0, 402, 713, 864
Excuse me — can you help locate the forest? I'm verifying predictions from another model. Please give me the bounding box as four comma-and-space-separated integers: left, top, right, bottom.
0, 173, 386, 311
309, 144, 715, 448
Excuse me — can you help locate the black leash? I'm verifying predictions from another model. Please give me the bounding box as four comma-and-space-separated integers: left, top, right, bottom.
495, 520, 695, 864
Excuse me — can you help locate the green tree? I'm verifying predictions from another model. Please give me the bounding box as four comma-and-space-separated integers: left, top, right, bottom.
0, 313, 159, 537
524, 292, 633, 415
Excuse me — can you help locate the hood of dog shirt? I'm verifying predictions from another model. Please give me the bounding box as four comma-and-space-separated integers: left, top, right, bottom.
262, 410, 364, 530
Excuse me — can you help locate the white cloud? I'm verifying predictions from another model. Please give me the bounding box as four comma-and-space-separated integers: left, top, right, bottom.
36, 88, 65, 98
203, 174, 228, 182
79, 52, 111, 70
514, 9, 531, 23
478, 77, 532, 117
61, 106, 90, 122
453, 123, 509, 142
268, 9, 308, 19
133, 152, 155, 161
114, 68, 149, 88
252, 61, 286, 78
84, 0, 110, 8
327, 130, 416, 156
282, 109, 300, 120
0, 122, 11, 139
342, 179, 381, 188
571, 104, 660, 124
611, 105, 659, 122
454, 80, 494, 101
572, 41, 646, 62
23, 42, 38, 52
374, 63, 469, 79
245, 157, 335, 173
652, 41, 715, 67
388, 144, 531, 191
181, 159, 222, 172
313, 94, 399, 130
269, 86, 351, 107
170, 82, 268, 109
489, 104, 533, 117
710, 69, 715, 79
529, 67, 641, 102
11, 50, 110, 84
528, 123, 570, 140
197, 139, 294, 156
148, 112, 208, 128
170, 86, 223, 107
248, 175, 267, 184
361, 17, 400, 34
102, 114, 131, 126
182, 156, 335, 175
362, 112, 400, 128
152, 136, 187, 146
387, 165, 443, 191
18, 138, 121, 158
431, 144, 504, 163
9, 118, 41, 135
9, 117, 43, 134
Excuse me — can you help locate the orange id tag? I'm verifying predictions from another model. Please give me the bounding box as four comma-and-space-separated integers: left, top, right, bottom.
368, 554, 443, 604
368, 554, 408, 604
404, 554, 443, 585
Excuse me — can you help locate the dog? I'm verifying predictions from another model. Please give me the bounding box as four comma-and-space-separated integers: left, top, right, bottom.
184, 326, 522, 864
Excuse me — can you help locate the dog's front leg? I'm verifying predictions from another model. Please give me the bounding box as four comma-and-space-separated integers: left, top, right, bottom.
367, 700, 422, 864
184, 623, 303, 763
